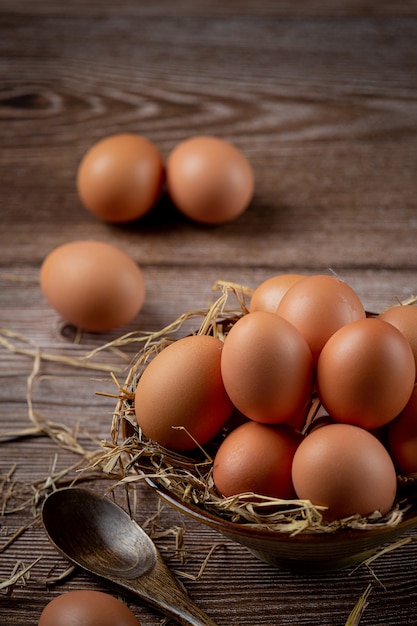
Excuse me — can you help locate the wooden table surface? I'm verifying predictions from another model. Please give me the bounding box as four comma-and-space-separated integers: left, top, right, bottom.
2, 2, 417, 624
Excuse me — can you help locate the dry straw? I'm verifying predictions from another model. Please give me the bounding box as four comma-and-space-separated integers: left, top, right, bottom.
1, 277, 417, 623
98, 280, 414, 535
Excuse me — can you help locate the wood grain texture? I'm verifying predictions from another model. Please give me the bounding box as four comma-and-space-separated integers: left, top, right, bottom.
2, 1, 417, 17
1, 3, 417, 625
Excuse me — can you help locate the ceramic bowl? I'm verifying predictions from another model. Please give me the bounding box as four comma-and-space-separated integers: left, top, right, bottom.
143, 474, 417, 572
115, 301, 417, 573
118, 372, 417, 573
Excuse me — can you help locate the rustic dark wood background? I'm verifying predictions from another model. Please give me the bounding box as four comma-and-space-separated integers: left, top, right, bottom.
2, 2, 417, 624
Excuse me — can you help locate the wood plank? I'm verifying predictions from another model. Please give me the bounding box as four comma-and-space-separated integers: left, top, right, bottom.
1, 17, 416, 271
2, 1, 417, 17
1, 5, 417, 625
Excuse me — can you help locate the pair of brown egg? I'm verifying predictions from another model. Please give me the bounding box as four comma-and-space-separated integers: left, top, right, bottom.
41, 134, 254, 332
77, 133, 255, 225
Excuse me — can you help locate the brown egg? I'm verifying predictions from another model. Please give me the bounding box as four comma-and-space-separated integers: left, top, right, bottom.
291, 423, 397, 521
77, 133, 164, 222
379, 304, 417, 379
40, 240, 145, 332
134, 334, 234, 451
277, 274, 365, 362
249, 273, 305, 313
388, 383, 417, 474
213, 421, 302, 499
38, 590, 141, 626
317, 318, 415, 430
220, 311, 314, 424
166, 135, 254, 224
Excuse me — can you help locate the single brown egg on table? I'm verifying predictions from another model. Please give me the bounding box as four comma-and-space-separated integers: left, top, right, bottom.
77, 133, 164, 223
38, 589, 141, 626
166, 135, 254, 224
40, 240, 145, 332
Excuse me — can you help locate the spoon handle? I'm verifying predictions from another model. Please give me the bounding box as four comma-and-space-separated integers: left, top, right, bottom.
114, 555, 219, 626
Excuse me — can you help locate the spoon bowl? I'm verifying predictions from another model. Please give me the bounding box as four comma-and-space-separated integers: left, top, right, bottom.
42, 487, 218, 626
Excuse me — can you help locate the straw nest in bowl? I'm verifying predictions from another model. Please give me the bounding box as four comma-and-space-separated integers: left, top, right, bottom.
101, 281, 417, 570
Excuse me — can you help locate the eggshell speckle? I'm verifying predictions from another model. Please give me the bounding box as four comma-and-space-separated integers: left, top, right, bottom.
40, 240, 145, 332
77, 133, 164, 223
291, 423, 397, 521
166, 135, 254, 224
134, 334, 234, 451
38, 590, 141, 626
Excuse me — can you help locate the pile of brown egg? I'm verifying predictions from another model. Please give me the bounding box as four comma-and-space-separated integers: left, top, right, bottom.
134, 273, 417, 521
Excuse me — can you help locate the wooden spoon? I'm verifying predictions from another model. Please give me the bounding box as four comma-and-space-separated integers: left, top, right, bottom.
41, 487, 219, 626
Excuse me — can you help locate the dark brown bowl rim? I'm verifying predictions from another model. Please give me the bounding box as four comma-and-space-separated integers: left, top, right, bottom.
144, 474, 417, 546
